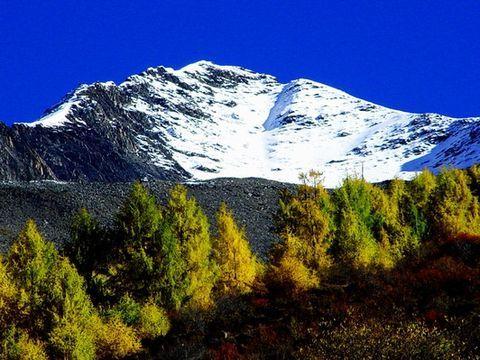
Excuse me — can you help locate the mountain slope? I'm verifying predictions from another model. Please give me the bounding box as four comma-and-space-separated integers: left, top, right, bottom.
3, 60, 480, 186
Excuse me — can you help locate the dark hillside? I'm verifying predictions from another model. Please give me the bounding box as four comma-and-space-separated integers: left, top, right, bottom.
0, 178, 294, 255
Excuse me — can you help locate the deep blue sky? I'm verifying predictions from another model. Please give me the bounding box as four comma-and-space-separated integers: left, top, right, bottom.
1, 1, 479, 124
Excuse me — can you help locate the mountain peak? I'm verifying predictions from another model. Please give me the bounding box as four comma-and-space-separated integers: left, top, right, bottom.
179, 60, 266, 79
181, 59, 216, 69
5, 62, 480, 185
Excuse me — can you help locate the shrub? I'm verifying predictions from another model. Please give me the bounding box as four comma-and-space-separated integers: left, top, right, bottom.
107, 296, 170, 341
296, 317, 461, 359
49, 317, 96, 360
138, 302, 171, 339
1, 327, 48, 360
269, 234, 320, 292
95, 316, 141, 359
108, 294, 142, 326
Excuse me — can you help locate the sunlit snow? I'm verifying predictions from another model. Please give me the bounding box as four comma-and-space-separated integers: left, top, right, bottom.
16, 61, 480, 187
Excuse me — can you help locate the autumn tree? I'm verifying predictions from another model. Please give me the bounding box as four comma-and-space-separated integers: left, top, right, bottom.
272, 171, 333, 290
214, 203, 261, 295
408, 169, 437, 212
7, 220, 60, 333
166, 184, 218, 309
6, 220, 97, 358
0, 256, 17, 334
428, 168, 480, 238
4, 220, 141, 359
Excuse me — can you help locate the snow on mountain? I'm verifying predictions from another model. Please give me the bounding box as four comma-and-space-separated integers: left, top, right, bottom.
11, 60, 480, 186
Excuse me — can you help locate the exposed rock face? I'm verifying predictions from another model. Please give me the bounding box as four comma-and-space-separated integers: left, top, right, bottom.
0, 123, 54, 180
12, 83, 189, 182
1, 60, 479, 186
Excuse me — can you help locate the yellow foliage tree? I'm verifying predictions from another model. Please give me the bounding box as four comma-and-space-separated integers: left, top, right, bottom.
272, 171, 333, 290
409, 169, 437, 211
4, 220, 141, 359
1, 328, 48, 360
429, 168, 480, 238
95, 316, 141, 359
270, 234, 320, 291
214, 203, 261, 295
0, 257, 17, 332
166, 185, 218, 310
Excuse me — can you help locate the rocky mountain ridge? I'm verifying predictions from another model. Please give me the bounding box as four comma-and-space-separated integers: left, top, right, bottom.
2, 60, 479, 186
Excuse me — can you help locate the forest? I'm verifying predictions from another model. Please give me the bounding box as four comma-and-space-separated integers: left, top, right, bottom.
2, 166, 480, 359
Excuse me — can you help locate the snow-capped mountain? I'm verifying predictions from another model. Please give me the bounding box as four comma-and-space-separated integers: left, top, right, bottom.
3, 60, 480, 186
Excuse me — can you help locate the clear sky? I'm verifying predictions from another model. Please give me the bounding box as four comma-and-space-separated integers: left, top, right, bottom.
1, 1, 479, 124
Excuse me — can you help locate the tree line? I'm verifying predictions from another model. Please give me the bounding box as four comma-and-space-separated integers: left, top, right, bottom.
2, 166, 480, 358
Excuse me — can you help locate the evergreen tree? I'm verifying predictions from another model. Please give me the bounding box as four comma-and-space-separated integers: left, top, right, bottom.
386, 179, 422, 257
108, 182, 186, 308
333, 206, 378, 267
467, 164, 480, 197
117, 181, 162, 247
111, 181, 163, 300
214, 203, 260, 295
331, 176, 422, 268
152, 221, 186, 309
67, 208, 108, 299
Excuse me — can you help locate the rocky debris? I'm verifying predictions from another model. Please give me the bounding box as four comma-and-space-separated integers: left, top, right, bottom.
0, 178, 295, 257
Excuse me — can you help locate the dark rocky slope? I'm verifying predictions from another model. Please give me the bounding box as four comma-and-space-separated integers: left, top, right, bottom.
0, 178, 294, 256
